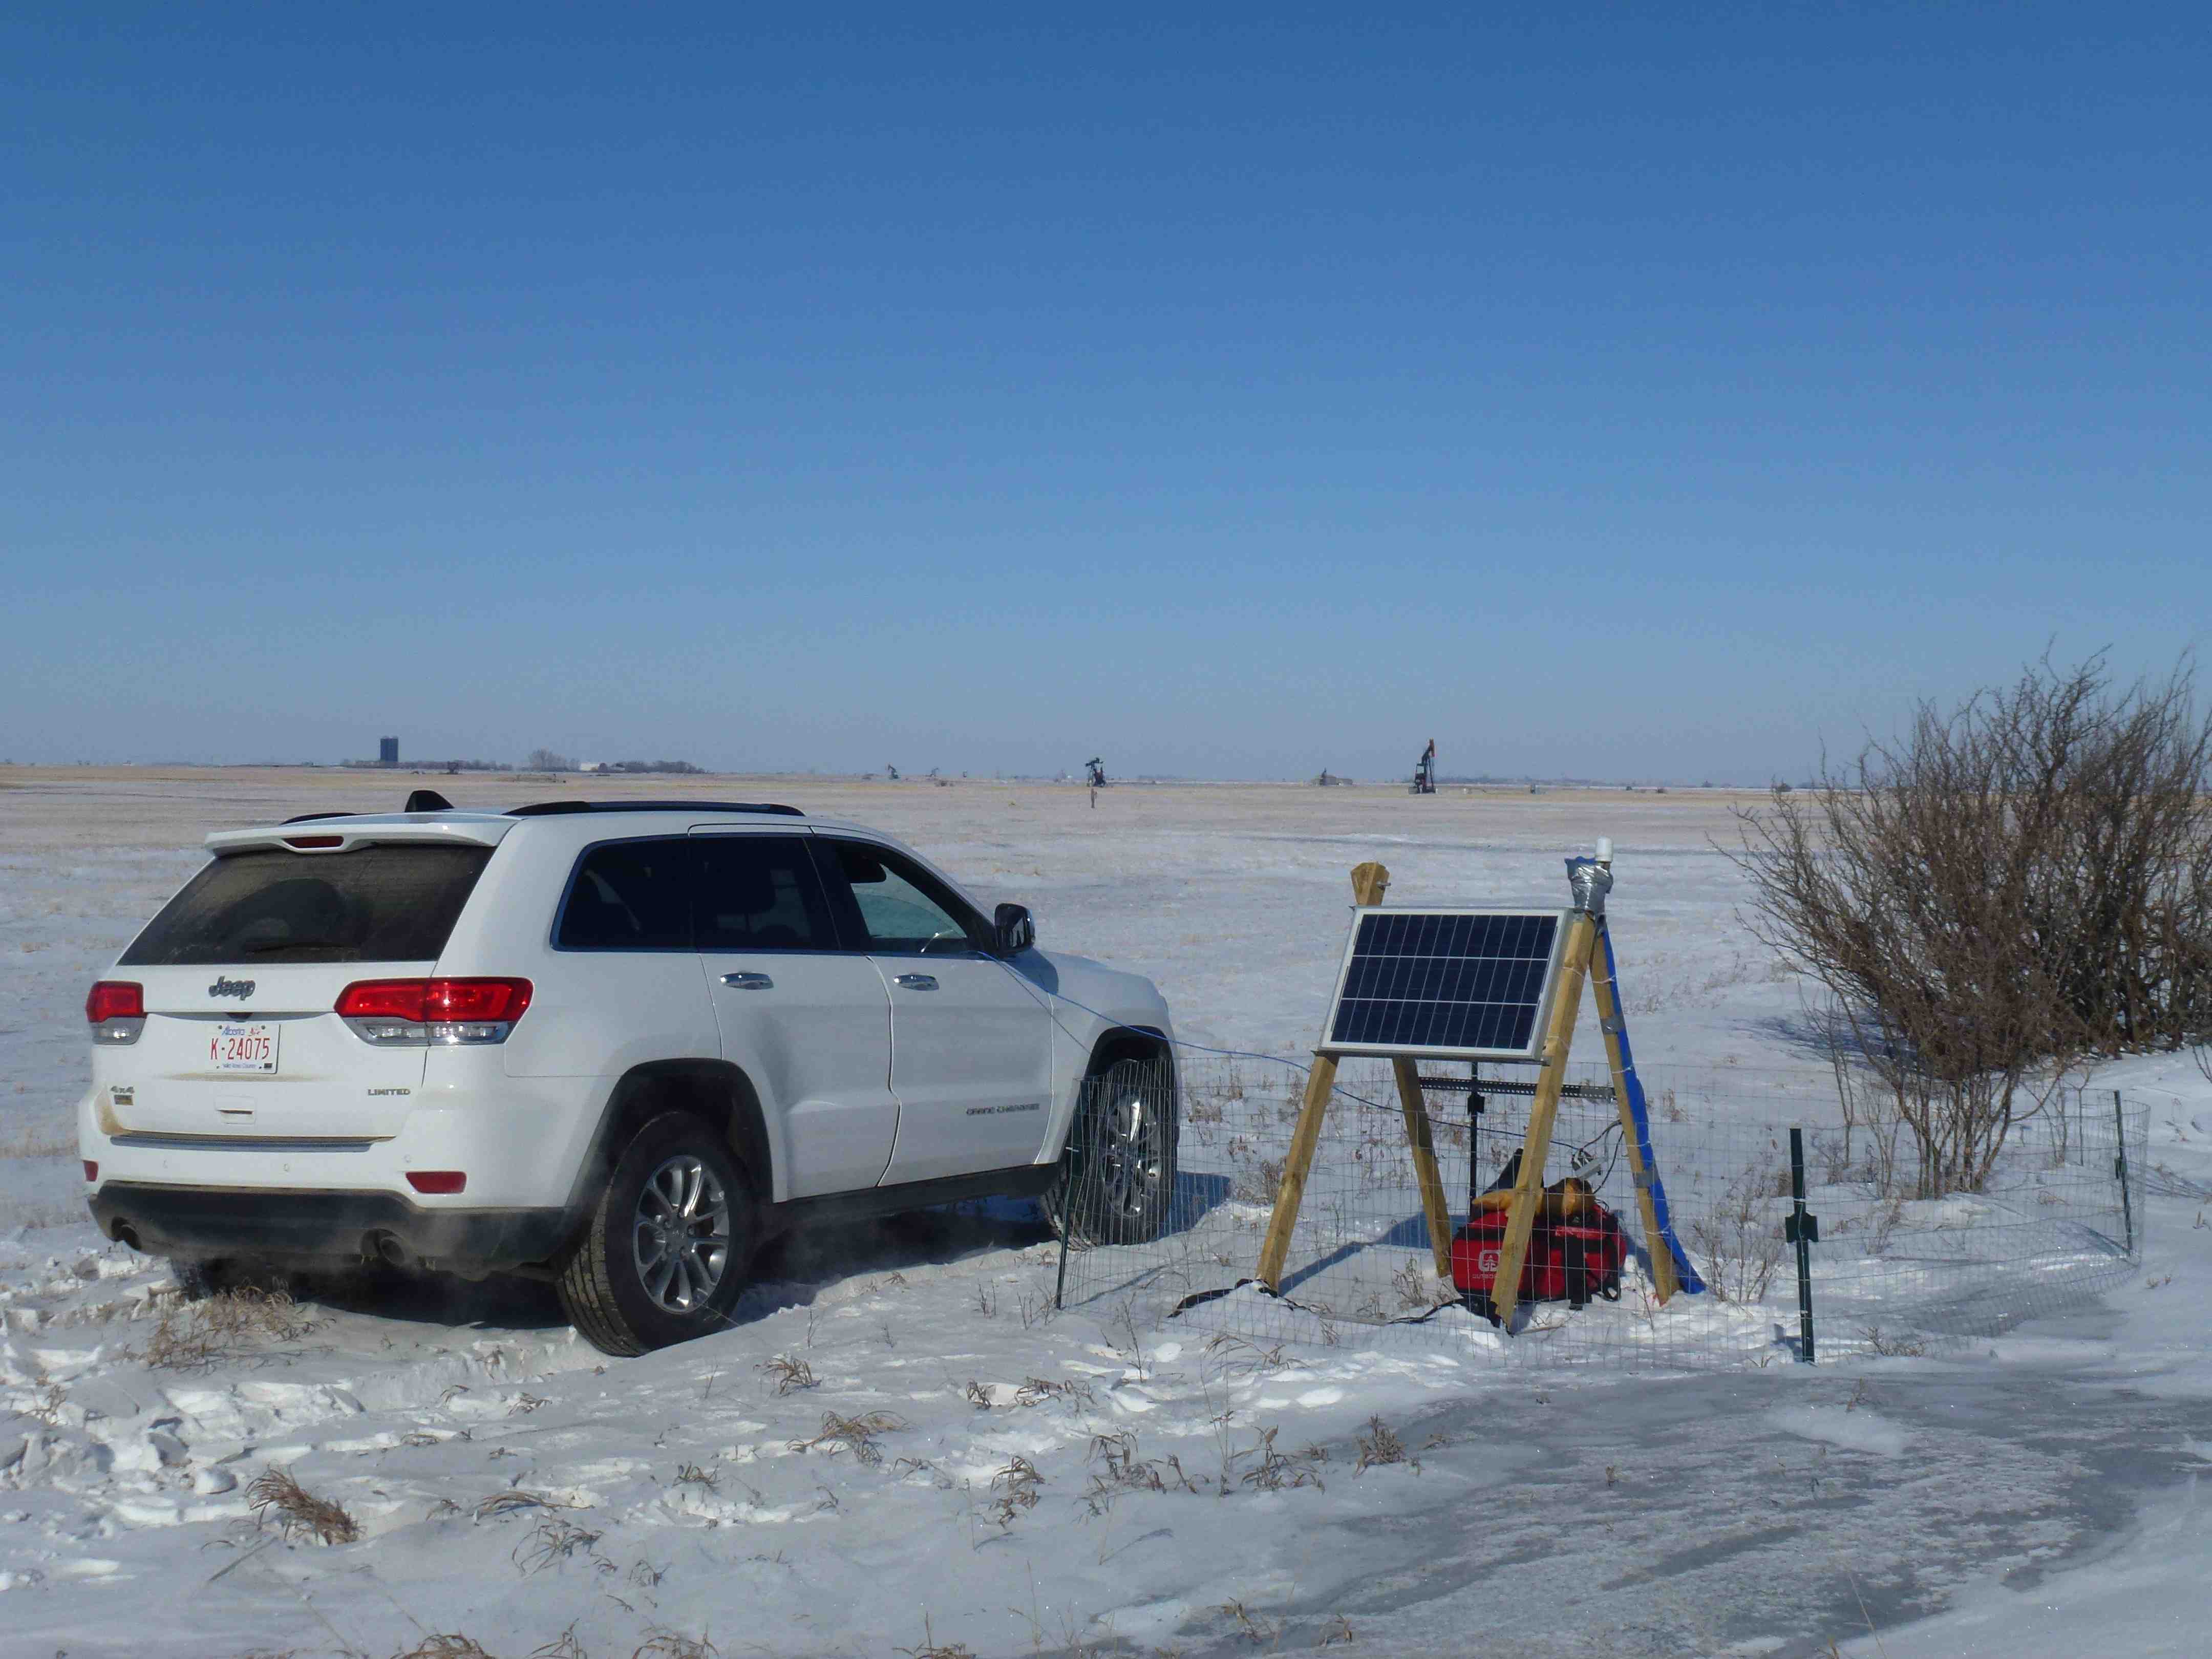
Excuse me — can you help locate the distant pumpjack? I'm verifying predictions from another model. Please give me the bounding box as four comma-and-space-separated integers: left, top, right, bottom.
1410, 738, 1437, 795
1086, 757, 1107, 789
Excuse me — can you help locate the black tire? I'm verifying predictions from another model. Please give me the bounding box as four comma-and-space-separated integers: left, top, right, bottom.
1044, 1055, 1178, 1246
168, 1258, 224, 1301
555, 1111, 757, 1357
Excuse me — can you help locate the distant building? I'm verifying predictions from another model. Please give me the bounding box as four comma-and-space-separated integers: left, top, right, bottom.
378, 737, 399, 766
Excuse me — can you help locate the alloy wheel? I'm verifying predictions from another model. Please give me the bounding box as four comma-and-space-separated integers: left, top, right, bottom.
631, 1154, 732, 1313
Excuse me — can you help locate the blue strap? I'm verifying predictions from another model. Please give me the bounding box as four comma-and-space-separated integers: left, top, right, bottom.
1598, 921, 1706, 1294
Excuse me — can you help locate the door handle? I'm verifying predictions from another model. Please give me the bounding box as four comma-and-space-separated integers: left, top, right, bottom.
892, 973, 939, 991
720, 971, 774, 990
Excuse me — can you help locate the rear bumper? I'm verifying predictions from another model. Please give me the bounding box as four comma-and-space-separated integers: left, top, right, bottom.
89, 1183, 573, 1274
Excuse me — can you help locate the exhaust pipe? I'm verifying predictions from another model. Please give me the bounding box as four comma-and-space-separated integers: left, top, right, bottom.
112, 1221, 142, 1252
370, 1231, 414, 1270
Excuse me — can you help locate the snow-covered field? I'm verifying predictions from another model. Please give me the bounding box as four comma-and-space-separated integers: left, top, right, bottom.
3, 768, 2209, 1657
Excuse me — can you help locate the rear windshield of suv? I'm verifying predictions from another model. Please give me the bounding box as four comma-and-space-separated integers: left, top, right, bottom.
119, 844, 495, 966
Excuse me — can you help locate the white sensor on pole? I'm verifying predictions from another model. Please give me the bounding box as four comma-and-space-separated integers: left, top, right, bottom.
1597, 837, 1613, 866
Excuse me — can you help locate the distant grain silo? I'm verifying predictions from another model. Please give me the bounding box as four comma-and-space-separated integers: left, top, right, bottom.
378, 736, 399, 765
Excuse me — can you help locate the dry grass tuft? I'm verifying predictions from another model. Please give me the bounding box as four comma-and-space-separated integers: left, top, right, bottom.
0, 1126, 72, 1158
1081, 1430, 1202, 1513
789, 1410, 905, 1465
246, 1465, 359, 1545
513, 1517, 604, 1574
896, 1614, 972, 1659
142, 1286, 321, 1370
475, 1490, 566, 1519
631, 1634, 722, 1659
1014, 1375, 1095, 1409
757, 1353, 818, 1395
986, 1454, 1044, 1528
1219, 1600, 1277, 1646
1232, 1426, 1325, 1493
1353, 1416, 1407, 1475
393, 1637, 497, 1659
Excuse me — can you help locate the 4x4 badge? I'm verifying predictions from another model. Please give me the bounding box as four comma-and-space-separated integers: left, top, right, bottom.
208, 977, 255, 999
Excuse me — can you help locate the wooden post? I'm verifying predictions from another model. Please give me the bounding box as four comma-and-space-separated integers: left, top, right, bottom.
1392, 1057, 1456, 1281
1256, 862, 1390, 1291
1256, 1057, 1338, 1291
1587, 920, 1679, 1302
1486, 910, 1600, 1329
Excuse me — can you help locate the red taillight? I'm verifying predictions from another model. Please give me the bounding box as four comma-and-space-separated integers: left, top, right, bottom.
335, 979, 532, 1023
423, 979, 532, 1022
406, 1171, 467, 1195
83, 1160, 99, 1183
336, 980, 429, 1021
86, 981, 144, 1023
284, 834, 344, 849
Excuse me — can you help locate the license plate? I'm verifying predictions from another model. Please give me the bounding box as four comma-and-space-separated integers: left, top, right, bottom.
209, 1022, 279, 1074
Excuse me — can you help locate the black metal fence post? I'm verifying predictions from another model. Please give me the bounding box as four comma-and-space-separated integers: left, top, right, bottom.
2113, 1089, 2136, 1258
1785, 1126, 1819, 1364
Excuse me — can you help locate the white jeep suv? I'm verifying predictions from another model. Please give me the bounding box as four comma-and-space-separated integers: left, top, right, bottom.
78, 797, 1177, 1354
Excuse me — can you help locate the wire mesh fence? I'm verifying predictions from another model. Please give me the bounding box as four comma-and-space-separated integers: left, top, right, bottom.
1052, 1051, 2149, 1371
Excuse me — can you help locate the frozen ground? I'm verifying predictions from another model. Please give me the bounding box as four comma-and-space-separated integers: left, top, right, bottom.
3, 768, 2209, 1657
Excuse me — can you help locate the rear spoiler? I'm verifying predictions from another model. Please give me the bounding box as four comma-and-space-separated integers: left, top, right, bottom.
205, 815, 515, 856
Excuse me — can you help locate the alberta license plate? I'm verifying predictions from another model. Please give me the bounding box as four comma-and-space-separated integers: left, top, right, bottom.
209, 1022, 279, 1074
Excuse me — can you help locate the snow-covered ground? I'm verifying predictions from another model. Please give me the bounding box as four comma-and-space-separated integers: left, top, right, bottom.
3, 768, 2208, 1657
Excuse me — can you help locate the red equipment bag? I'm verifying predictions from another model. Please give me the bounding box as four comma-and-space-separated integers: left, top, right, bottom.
1450, 1198, 1630, 1317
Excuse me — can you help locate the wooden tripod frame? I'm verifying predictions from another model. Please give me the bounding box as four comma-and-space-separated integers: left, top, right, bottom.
1255, 860, 1682, 1329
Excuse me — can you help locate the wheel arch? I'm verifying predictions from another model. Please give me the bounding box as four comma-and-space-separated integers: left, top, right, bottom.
1044, 1024, 1175, 1161
1088, 1025, 1174, 1079
560, 1059, 775, 1234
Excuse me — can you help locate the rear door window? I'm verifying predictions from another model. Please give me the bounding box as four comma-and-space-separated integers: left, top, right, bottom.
120, 844, 494, 966
555, 838, 694, 950
694, 836, 838, 951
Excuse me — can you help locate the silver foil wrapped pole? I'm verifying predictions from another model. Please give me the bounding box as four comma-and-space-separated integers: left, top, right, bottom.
1566, 854, 1613, 915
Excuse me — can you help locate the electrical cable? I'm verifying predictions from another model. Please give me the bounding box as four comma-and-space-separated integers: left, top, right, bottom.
990, 955, 1598, 1158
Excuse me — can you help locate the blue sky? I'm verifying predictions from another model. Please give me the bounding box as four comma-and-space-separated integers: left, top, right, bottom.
5, 6, 2205, 780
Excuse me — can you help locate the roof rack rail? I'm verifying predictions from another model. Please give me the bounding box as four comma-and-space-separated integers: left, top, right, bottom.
282, 811, 359, 825
505, 800, 805, 818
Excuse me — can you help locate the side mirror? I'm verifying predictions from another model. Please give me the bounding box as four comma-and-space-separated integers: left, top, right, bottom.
994, 902, 1036, 955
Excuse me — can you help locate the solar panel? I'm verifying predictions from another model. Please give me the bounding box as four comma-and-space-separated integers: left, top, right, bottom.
1320, 907, 1572, 1061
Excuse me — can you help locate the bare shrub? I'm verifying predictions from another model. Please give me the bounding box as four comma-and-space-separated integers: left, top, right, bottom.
1728, 653, 2212, 1194
246, 1466, 359, 1545
1686, 1153, 1788, 1304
